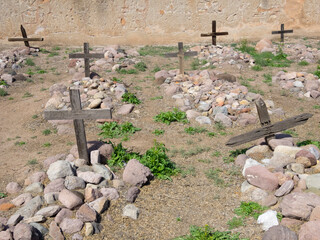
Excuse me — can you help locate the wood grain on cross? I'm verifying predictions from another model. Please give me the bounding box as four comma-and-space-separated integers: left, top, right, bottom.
44, 89, 112, 162
272, 24, 293, 42
226, 98, 312, 147
8, 25, 44, 49
165, 42, 197, 75
69, 43, 104, 78
201, 20, 228, 45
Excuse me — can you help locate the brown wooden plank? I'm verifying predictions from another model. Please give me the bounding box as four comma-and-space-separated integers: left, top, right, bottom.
201, 32, 228, 37
8, 38, 44, 42
272, 30, 293, 34
20, 25, 29, 47
226, 113, 313, 147
69, 53, 104, 58
84, 43, 90, 77
164, 52, 178, 58
255, 98, 271, 126
44, 109, 112, 120
184, 51, 198, 57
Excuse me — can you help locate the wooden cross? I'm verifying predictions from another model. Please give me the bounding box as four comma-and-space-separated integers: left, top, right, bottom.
200, 20, 228, 45
165, 42, 197, 75
44, 89, 112, 162
8, 25, 44, 49
69, 43, 104, 78
272, 24, 293, 42
226, 98, 312, 147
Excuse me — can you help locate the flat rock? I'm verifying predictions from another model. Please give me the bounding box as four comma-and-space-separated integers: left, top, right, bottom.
123, 159, 153, 187
92, 164, 113, 181
35, 205, 61, 217
24, 215, 46, 224
0, 230, 12, 240
55, 208, 73, 224
245, 165, 279, 191
242, 158, 263, 176
269, 146, 301, 168
65, 176, 86, 190
29, 223, 48, 237
88, 99, 102, 109
257, 210, 279, 231
263, 225, 298, 240
274, 180, 294, 197
76, 204, 97, 222
310, 206, 320, 221
261, 195, 278, 207
88, 197, 110, 214
44, 192, 59, 204
306, 174, 320, 189
24, 172, 46, 186
6, 182, 22, 194
195, 116, 211, 125
123, 204, 139, 220
13, 223, 40, 240
246, 145, 270, 161
84, 188, 102, 202
44, 178, 65, 194
60, 218, 84, 234
299, 220, 320, 240
77, 171, 103, 184
117, 104, 134, 115
47, 160, 75, 181
214, 113, 232, 127
11, 193, 32, 207
58, 189, 83, 209
43, 153, 66, 169
100, 188, 119, 200
15, 196, 44, 219
49, 221, 64, 240
7, 214, 23, 226
24, 182, 44, 193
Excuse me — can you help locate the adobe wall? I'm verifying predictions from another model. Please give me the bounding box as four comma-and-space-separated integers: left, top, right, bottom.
1, 0, 320, 46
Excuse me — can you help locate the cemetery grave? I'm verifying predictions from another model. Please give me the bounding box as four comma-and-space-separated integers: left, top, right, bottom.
0, 36, 320, 240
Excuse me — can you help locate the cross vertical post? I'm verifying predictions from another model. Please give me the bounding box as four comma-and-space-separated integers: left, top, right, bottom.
272, 24, 293, 42
201, 20, 228, 45
8, 25, 44, 49
84, 43, 90, 78
20, 25, 30, 47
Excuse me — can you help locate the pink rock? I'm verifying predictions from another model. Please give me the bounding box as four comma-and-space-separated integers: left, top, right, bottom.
58, 189, 83, 209
274, 180, 294, 197
60, 218, 84, 234
77, 171, 102, 184
235, 154, 248, 168
123, 159, 154, 187
164, 84, 181, 96
43, 154, 66, 169
281, 218, 303, 228
262, 225, 297, 240
76, 204, 97, 222
186, 110, 201, 120
100, 188, 119, 200
117, 104, 134, 115
71, 141, 113, 162
85, 188, 102, 202
311, 90, 320, 99
24, 172, 47, 186
305, 79, 319, 91
126, 187, 140, 203
255, 39, 273, 53
11, 193, 32, 207
237, 113, 257, 126
269, 139, 293, 149
0, 230, 12, 240
299, 220, 320, 240
55, 208, 73, 224
310, 206, 320, 221
13, 223, 37, 240
6, 182, 22, 194
280, 192, 320, 220
296, 149, 317, 166
49, 221, 64, 240
155, 70, 170, 85
44, 178, 65, 194
245, 165, 279, 191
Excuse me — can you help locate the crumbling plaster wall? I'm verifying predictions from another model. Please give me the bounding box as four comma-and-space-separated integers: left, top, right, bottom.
0, 0, 320, 46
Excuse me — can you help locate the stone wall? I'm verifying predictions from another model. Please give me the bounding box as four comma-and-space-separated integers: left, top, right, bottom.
1, 0, 320, 46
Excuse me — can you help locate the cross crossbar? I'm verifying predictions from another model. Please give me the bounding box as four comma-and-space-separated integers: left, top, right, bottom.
44, 89, 112, 161
165, 42, 197, 74
200, 20, 229, 45
8, 25, 44, 49
272, 24, 293, 42
69, 42, 104, 77
226, 98, 312, 147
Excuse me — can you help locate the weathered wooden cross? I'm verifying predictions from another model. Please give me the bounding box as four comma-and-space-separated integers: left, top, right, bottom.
8, 25, 44, 49
226, 98, 312, 147
272, 24, 293, 42
44, 89, 112, 162
201, 20, 229, 45
69, 42, 104, 78
165, 42, 197, 75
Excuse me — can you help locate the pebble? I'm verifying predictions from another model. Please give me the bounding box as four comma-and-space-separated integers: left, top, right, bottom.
123, 204, 139, 220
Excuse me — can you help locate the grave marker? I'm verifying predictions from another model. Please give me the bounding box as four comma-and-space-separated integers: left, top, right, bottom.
69, 42, 104, 78
201, 20, 228, 45
8, 25, 44, 49
44, 89, 112, 162
165, 42, 197, 75
226, 98, 312, 147
272, 24, 293, 42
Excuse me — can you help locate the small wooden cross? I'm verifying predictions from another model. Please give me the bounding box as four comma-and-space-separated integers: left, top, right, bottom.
8, 25, 44, 49
272, 24, 293, 42
165, 42, 198, 75
201, 20, 228, 45
69, 43, 104, 78
44, 89, 112, 162
226, 98, 312, 147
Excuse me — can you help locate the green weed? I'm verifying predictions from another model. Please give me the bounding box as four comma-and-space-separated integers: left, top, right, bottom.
191, 59, 209, 70
211, 150, 221, 157
184, 126, 207, 135
52, 46, 61, 51
138, 45, 177, 56
40, 48, 50, 53
152, 66, 161, 72
0, 192, 7, 199
313, 105, 320, 109
314, 66, 320, 78
180, 166, 196, 178
153, 129, 165, 136
263, 73, 272, 85
297, 140, 320, 149
32, 115, 38, 119
205, 168, 225, 186
15, 141, 26, 146
298, 60, 309, 66
42, 129, 51, 136
36, 69, 47, 74
43, 142, 51, 147
22, 92, 33, 98
99, 122, 141, 139
215, 122, 226, 131
227, 217, 245, 230
283, 129, 298, 137
122, 92, 141, 104
198, 159, 212, 164
154, 108, 188, 125
150, 96, 163, 100
207, 132, 216, 137
26, 68, 35, 76
134, 62, 147, 71
0, 80, 8, 86
117, 68, 138, 74
0, 89, 8, 97
181, 147, 211, 158
234, 201, 268, 220
252, 65, 263, 71
27, 159, 38, 165
25, 58, 35, 66
48, 52, 59, 57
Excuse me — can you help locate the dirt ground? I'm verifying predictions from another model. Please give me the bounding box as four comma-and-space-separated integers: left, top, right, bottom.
0, 37, 320, 239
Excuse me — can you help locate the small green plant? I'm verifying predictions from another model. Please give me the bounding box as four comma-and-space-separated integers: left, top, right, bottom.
8, 97, 13, 100
112, 77, 123, 83
191, 59, 209, 70
184, 126, 207, 135
36, 69, 47, 74
99, 122, 141, 139
122, 92, 141, 104
263, 73, 272, 85
207, 132, 216, 137
223, 156, 235, 164
252, 65, 263, 71
134, 62, 147, 71
0, 192, 7, 199
15, 141, 26, 146
214, 122, 226, 131
198, 159, 212, 164
173, 225, 245, 240
42, 129, 51, 136
176, 217, 181, 222
25, 58, 35, 66
22, 92, 33, 98
32, 114, 38, 119
314, 66, 320, 78
40, 88, 48, 91
117, 68, 138, 74
43, 142, 51, 147
52, 46, 61, 51
154, 108, 188, 125
40, 48, 50, 53
205, 168, 225, 186
297, 140, 320, 149
211, 150, 221, 157
227, 217, 245, 230
27, 159, 38, 165
152, 66, 161, 72
313, 105, 320, 109
181, 147, 211, 158
229, 148, 249, 158
48, 52, 59, 57
298, 60, 309, 66
26, 68, 35, 75
181, 166, 196, 178
282, 129, 298, 137
0, 80, 8, 86
153, 129, 165, 136
150, 96, 163, 100
234, 201, 268, 220
0, 88, 8, 97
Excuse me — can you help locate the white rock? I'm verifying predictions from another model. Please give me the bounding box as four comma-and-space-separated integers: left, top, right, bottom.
242, 158, 263, 176
123, 204, 139, 220
257, 210, 279, 231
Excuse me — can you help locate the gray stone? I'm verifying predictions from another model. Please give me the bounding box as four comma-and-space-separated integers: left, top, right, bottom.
117, 104, 134, 115
65, 176, 86, 190
100, 188, 119, 200
44, 178, 65, 194
251, 188, 268, 202
261, 195, 278, 207
29, 223, 48, 237
126, 187, 140, 203
44, 192, 59, 204
85, 222, 94, 236
88, 99, 102, 109
0, 230, 12, 240
198, 101, 211, 111
123, 204, 139, 220
263, 225, 298, 240
246, 145, 270, 161
55, 208, 73, 224
212, 106, 228, 116
90, 150, 100, 164
123, 159, 153, 187
15, 196, 44, 219
195, 116, 211, 125
77, 171, 103, 184
35, 205, 61, 217
88, 197, 110, 214
274, 180, 294, 197
214, 113, 232, 127
24, 215, 46, 224
306, 174, 320, 189
76, 204, 97, 222
47, 160, 75, 181
92, 164, 113, 181
11, 193, 32, 207
24, 182, 44, 193
7, 214, 22, 226
6, 182, 22, 194
13, 223, 41, 240
49, 221, 64, 240
60, 218, 84, 234
58, 189, 83, 209
43, 153, 67, 169
72, 233, 83, 240
242, 158, 263, 176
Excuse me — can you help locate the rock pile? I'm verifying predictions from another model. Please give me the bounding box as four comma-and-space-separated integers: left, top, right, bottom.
237, 135, 320, 239
0, 141, 153, 239
272, 71, 320, 99
285, 44, 320, 64
155, 69, 283, 127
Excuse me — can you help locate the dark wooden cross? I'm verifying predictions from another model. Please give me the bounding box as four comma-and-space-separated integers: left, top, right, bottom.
69, 42, 104, 78
8, 25, 44, 49
226, 98, 312, 147
44, 89, 112, 162
201, 20, 228, 45
272, 24, 293, 42
165, 42, 198, 75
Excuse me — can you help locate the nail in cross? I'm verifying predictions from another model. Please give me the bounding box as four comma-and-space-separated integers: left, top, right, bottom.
272, 24, 293, 42
226, 98, 312, 147
165, 42, 197, 75
44, 89, 112, 162
69, 42, 105, 78
201, 20, 228, 45
8, 25, 44, 49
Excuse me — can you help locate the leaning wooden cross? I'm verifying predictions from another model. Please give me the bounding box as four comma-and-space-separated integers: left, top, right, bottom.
226, 98, 312, 147
69, 42, 104, 78
44, 89, 112, 162
8, 25, 44, 49
201, 20, 228, 45
165, 42, 197, 75
272, 24, 293, 42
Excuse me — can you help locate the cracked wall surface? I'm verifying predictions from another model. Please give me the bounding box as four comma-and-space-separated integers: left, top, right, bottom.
0, 0, 320, 45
